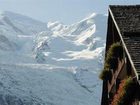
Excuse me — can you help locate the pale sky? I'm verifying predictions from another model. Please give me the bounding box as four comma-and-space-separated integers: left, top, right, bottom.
0, 0, 139, 24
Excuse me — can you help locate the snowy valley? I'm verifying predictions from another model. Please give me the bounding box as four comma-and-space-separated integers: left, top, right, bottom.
0, 11, 107, 105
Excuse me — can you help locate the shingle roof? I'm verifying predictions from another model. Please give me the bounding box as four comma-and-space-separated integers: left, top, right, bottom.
110, 5, 140, 33
109, 5, 140, 79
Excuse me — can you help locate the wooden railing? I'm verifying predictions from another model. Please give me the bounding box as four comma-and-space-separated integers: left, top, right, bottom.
108, 59, 125, 93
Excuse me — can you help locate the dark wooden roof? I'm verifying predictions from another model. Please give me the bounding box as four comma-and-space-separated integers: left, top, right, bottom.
109, 5, 140, 79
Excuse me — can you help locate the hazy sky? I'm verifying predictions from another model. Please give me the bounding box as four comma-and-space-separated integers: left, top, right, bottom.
0, 0, 139, 24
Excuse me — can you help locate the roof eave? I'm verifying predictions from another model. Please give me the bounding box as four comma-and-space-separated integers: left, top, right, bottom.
108, 7, 139, 80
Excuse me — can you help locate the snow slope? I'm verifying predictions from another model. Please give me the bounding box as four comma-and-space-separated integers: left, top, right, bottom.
0, 11, 47, 36
0, 64, 101, 105
0, 11, 47, 63
34, 13, 106, 68
0, 12, 107, 105
0, 34, 18, 51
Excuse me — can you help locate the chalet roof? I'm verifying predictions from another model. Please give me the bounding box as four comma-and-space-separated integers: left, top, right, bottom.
109, 5, 140, 79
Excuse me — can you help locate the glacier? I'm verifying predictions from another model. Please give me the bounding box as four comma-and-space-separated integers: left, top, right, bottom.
0, 11, 107, 105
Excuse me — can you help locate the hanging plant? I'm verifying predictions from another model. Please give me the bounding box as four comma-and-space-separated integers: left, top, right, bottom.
99, 42, 123, 80
107, 57, 118, 71
99, 69, 111, 80
106, 42, 123, 70
106, 42, 123, 61
99, 64, 112, 81
111, 77, 136, 105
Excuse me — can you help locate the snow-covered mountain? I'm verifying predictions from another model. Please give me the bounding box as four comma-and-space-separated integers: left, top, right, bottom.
0, 11, 47, 63
0, 11, 107, 105
34, 13, 106, 65
0, 11, 47, 51
0, 11, 47, 36
0, 34, 18, 51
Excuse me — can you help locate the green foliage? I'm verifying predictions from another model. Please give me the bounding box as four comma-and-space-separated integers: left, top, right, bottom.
111, 77, 136, 105
99, 42, 123, 80
105, 42, 123, 70
99, 64, 112, 80
107, 42, 123, 59
99, 69, 109, 80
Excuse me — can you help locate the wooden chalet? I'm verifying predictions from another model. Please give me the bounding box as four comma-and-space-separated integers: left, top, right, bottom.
101, 5, 140, 105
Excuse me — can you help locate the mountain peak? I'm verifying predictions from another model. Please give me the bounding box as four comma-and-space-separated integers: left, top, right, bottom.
0, 10, 106, 105
0, 11, 21, 18
47, 21, 62, 28
0, 10, 47, 35
80, 13, 96, 22
86, 13, 97, 19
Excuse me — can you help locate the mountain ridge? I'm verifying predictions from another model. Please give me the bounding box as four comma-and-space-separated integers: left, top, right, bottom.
0, 11, 107, 105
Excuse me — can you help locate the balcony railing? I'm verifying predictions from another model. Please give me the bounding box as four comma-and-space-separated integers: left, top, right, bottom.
108, 59, 125, 93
